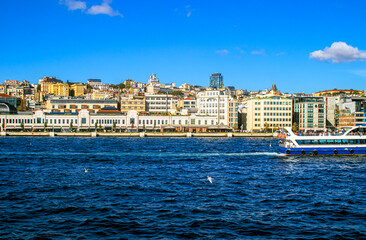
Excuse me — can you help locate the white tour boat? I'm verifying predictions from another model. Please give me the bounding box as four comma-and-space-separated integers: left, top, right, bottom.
278, 126, 366, 155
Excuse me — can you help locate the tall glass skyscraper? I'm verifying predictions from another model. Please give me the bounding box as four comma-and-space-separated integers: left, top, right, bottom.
210, 73, 223, 89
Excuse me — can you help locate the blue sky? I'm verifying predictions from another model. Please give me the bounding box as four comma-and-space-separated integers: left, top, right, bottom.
1, 0, 366, 93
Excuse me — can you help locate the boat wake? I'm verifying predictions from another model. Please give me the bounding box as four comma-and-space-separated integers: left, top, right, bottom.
1, 151, 284, 158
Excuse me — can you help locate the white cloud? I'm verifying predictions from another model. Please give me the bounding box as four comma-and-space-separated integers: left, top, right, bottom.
216, 49, 229, 56
87, 0, 123, 17
251, 49, 266, 55
235, 47, 245, 54
62, 0, 86, 11
310, 42, 366, 63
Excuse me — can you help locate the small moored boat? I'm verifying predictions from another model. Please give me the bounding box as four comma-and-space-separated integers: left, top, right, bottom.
279, 126, 366, 155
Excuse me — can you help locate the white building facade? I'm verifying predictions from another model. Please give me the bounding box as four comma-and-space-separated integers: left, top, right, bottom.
197, 90, 230, 126
145, 93, 173, 113
0, 110, 218, 132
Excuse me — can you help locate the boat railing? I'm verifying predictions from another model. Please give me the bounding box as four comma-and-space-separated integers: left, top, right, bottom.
294, 132, 366, 137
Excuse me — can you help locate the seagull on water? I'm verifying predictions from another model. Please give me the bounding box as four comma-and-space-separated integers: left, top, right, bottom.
207, 176, 213, 184
84, 168, 89, 173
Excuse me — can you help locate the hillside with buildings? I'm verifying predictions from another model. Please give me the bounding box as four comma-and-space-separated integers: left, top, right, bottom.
1, 73, 365, 133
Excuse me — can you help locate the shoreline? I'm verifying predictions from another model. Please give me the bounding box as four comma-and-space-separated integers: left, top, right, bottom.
0, 131, 273, 138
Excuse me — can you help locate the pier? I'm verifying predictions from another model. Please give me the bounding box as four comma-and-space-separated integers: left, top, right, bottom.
0, 131, 273, 138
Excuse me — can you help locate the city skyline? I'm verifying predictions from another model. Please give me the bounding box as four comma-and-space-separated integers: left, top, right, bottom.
1, 0, 366, 93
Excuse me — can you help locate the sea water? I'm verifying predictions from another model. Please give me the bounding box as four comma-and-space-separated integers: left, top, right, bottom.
0, 137, 365, 239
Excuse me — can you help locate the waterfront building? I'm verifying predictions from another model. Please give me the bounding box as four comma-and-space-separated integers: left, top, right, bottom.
228, 99, 240, 129
242, 95, 292, 132
45, 99, 118, 113
338, 97, 366, 127
323, 95, 341, 130
197, 90, 230, 126
145, 93, 173, 113
87, 79, 102, 89
49, 83, 70, 97
38, 76, 63, 93
293, 97, 326, 131
0, 109, 220, 133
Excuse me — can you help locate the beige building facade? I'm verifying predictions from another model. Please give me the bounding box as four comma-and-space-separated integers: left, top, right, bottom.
46, 99, 118, 113
228, 99, 240, 129
120, 96, 145, 113
49, 83, 70, 97
39, 77, 63, 93
243, 95, 292, 132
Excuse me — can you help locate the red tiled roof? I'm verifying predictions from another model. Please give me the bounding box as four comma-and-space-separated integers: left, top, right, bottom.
0, 94, 14, 98
316, 89, 361, 93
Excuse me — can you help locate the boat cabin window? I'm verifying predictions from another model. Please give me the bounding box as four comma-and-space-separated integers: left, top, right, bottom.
296, 139, 366, 145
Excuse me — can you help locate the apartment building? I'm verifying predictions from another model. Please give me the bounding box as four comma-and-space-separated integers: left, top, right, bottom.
71, 83, 86, 97
338, 97, 366, 128
38, 77, 63, 93
145, 93, 173, 113
242, 95, 292, 132
228, 99, 240, 129
120, 96, 145, 113
177, 98, 196, 111
49, 83, 70, 97
293, 97, 326, 130
197, 90, 230, 125
87, 79, 102, 89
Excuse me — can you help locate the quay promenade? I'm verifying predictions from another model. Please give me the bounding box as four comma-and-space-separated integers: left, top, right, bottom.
0, 131, 273, 138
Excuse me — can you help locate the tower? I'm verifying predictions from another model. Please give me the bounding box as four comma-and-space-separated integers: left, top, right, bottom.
210, 73, 223, 89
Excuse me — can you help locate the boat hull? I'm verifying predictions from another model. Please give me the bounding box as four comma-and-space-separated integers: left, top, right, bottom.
279, 146, 366, 156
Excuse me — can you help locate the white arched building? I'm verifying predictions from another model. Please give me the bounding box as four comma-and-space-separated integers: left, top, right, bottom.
0, 110, 225, 132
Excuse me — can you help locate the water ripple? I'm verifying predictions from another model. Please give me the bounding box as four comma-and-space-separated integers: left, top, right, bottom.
0, 137, 365, 239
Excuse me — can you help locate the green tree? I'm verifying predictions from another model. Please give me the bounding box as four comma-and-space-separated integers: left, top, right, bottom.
95, 122, 98, 131
70, 121, 73, 129
172, 91, 184, 96
99, 123, 102, 130
118, 83, 126, 89
20, 122, 24, 131
44, 122, 47, 131
37, 85, 41, 92
292, 122, 298, 132
113, 122, 116, 131
264, 122, 269, 132
2, 122, 5, 131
